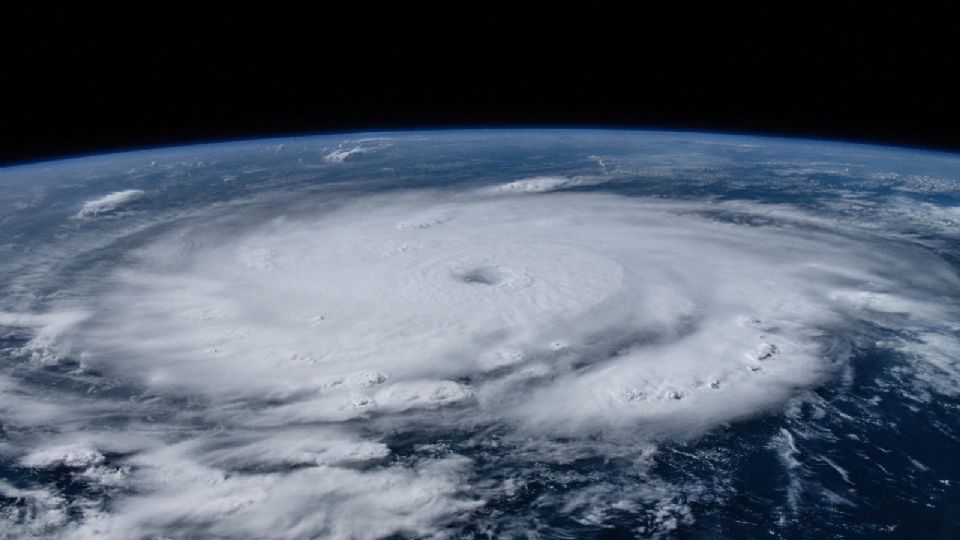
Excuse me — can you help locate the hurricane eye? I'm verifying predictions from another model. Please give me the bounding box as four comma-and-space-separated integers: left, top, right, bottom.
456, 267, 502, 286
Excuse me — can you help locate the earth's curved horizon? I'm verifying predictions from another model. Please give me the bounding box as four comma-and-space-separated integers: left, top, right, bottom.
1, 129, 958, 538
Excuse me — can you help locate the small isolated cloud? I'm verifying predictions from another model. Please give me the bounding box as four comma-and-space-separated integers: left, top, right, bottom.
323, 146, 367, 163
488, 175, 608, 194
74, 190, 145, 218
323, 139, 393, 163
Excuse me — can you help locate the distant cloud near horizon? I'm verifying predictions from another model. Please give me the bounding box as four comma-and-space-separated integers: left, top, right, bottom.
74, 190, 145, 218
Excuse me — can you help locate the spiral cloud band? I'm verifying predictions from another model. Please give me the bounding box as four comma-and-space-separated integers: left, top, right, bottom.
77, 192, 953, 436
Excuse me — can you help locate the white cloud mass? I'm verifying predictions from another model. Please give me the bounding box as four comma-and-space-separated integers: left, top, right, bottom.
487, 175, 608, 193
74, 190, 145, 218
2, 168, 959, 538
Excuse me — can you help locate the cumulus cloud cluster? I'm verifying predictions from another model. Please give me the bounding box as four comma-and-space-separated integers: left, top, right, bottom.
3, 181, 959, 538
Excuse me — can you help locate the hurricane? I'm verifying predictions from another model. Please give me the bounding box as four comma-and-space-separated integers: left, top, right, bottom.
1, 130, 958, 538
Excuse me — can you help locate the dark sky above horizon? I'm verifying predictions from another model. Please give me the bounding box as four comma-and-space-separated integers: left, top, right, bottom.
4, 9, 958, 165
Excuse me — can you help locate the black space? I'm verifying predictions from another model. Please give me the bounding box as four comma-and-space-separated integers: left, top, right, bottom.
3, 8, 958, 165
